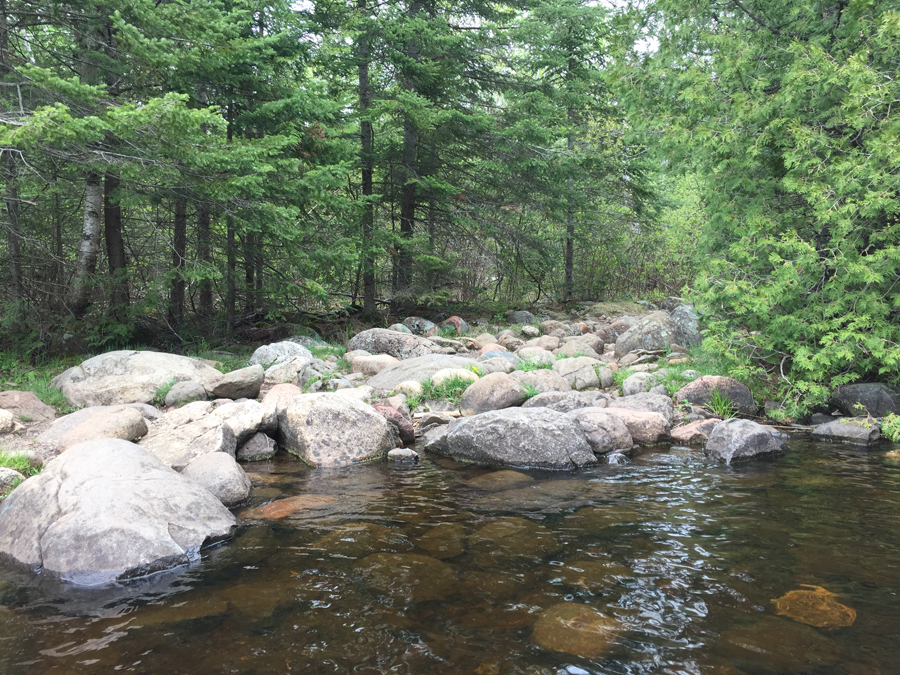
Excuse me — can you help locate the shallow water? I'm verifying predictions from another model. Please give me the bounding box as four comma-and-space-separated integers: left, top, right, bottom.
2, 438, 900, 674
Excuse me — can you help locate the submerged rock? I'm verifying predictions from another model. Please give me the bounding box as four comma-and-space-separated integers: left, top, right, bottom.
238, 494, 337, 520
356, 553, 457, 604
0, 439, 235, 586
468, 516, 560, 567
312, 522, 412, 558
531, 603, 620, 659
772, 585, 856, 629
464, 469, 535, 491
414, 522, 467, 559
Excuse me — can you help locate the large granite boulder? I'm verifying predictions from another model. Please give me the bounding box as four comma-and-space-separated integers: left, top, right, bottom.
367, 354, 479, 390
509, 369, 572, 394
278, 394, 395, 467
249, 341, 313, 367
139, 401, 236, 470
567, 407, 633, 454
347, 328, 438, 360
674, 375, 757, 416
458, 372, 527, 417
181, 452, 251, 506
614, 311, 681, 358
50, 351, 222, 407
0, 439, 235, 586
811, 418, 881, 445
552, 356, 603, 390
670, 304, 701, 346
209, 365, 263, 400
603, 408, 669, 444
508, 310, 536, 324
211, 400, 277, 445
423, 408, 597, 470
522, 391, 604, 413
705, 419, 785, 464
830, 383, 900, 417
607, 392, 675, 425
35, 404, 157, 456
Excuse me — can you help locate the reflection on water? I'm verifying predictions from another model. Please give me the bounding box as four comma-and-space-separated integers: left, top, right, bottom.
2, 439, 900, 674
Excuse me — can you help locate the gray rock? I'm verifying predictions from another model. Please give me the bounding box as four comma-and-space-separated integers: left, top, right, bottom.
830, 383, 900, 417
516, 347, 554, 366
508, 310, 536, 324
622, 372, 654, 396
603, 407, 670, 444
50, 350, 222, 407
418, 425, 450, 453
674, 375, 756, 416
350, 354, 399, 376
388, 448, 419, 462
164, 381, 208, 407
521, 325, 540, 338
236, 432, 278, 461
0, 439, 235, 586
263, 356, 314, 385
249, 342, 313, 367
552, 356, 601, 390
209, 364, 263, 400
670, 304, 701, 346
478, 351, 522, 365
211, 400, 277, 445
58, 406, 148, 452
649, 384, 669, 397
567, 407, 633, 454
607, 392, 675, 425
458, 372, 527, 416
260, 383, 302, 416
138, 401, 237, 470
278, 394, 395, 467
36, 405, 153, 455
0, 467, 25, 492
509, 369, 572, 394
478, 357, 518, 375
0, 391, 56, 423
347, 328, 438, 360
614, 311, 682, 358
522, 390, 605, 413
367, 354, 479, 390
181, 452, 251, 506
402, 316, 437, 336
425, 408, 597, 471
387, 323, 413, 334
811, 417, 881, 445
417, 411, 456, 434
705, 419, 785, 464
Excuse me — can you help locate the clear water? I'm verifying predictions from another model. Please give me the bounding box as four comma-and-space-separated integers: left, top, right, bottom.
2, 438, 899, 674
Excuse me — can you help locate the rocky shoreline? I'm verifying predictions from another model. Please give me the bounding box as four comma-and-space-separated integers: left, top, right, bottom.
0, 300, 897, 586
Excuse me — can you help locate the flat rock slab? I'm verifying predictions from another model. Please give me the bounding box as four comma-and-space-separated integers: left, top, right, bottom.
367, 354, 479, 391
670, 418, 722, 444
0, 439, 235, 586
50, 350, 223, 407
35, 404, 157, 456
425, 408, 597, 471
811, 417, 881, 445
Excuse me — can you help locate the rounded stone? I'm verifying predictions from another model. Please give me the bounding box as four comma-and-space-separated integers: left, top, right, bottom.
181, 452, 252, 507
532, 603, 620, 659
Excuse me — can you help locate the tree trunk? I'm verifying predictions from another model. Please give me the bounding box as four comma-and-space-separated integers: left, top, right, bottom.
104, 173, 129, 313
197, 201, 213, 317
563, 50, 577, 303
68, 172, 103, 318
358, 0, 377, 317
168, 197, 187, 326
226, 214, 235, 337
393, 0, 423, 307
244, 233, 255, 312
4, 154, 24, 306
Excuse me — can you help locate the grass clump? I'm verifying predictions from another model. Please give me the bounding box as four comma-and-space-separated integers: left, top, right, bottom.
611, 367, 635, 395
420, 374, 474, 406
0, 352, 78, 414
309, 343, 346, 361
152, 377, 178, 407
0, 451, 42, 498
708, 386, 737, 419
522, 383, 540, 399
519, 358, 553, 372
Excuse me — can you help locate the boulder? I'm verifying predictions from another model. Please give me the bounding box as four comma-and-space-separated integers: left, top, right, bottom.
607, 392, 675, 425
552, 356, 601, 390
333, 385, 375, 403
394, 380, 424, 398
0, 409, 19, 435
478, 342, 507, 355
425, 408, 597, 470
249, 342, 313, 367
211, 400, 277, 445
830, 383, 900, 417
811, 418, 881, 446
347, 328, 438, 360
622, 372, 655, 396
388, 448, 419, 462
263, 356, 313, 385
614, 311, 684, 357
705, 419, 785, 464
50, 350, 222, 407
139, 401, 237, 470
181, 452, 251, 506
671, 304, 701, 346
473, 332, 498, 347
521, 325, 540, 338
478, 351, 522, 366
516, 347, 554, 366
522, 391, 604, 413
508, 310, 536, 324
478, 357, 518, 375
526, 335, 560, 351
387, 322, 412, 334
59, 406, 147, 451
603, 408, 669, 444
440, 316, 468, 335
350, 354, 399, 376
0, 439, 235, 586
509, 369, 572, 394
532, 603, 620, 659
279, 394, 395, 467
567, 407, 633, 454
670, 418, 721, 444
596, 319, 633, 346
674, 375, 757, 416
236, 432, 278, 461
164, 381, 208, 407
0, 467, 25, 492
367, 354, 479, 390
36, 405, 153, 455
402, 316, 437, 336
260, 383, 302, 416
209, 365, 264, 400
458, 372, 527, 416
372, 404, 415, 445
0, 391, 55, 423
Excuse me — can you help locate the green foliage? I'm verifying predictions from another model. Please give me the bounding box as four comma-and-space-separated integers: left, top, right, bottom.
881, 414, 900, 443
420, 375, 473, 406
519, 358, 554, 372
708, 387, 737, 420
309, 344, 347, 361
611, 367, 635, 395
521, 383, 540, 399
152, 378, 179, 407
0, 452, 42, 498
0, 353, 78, 414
